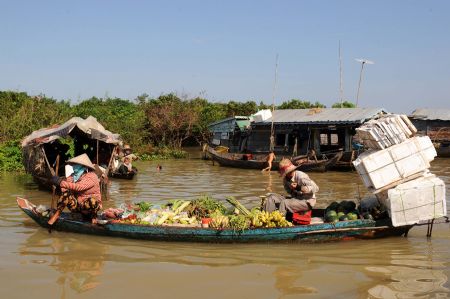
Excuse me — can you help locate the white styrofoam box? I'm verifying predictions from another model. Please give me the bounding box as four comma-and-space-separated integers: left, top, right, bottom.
356, 114, 418, 150
353, 137, 434, 191
251, 109, 272, 123
400, 114, 418, 135
416, 136, 437, 161
382, 174, 447, 227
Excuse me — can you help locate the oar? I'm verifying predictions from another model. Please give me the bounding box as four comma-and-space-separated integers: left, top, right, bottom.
47, 154, 61, 226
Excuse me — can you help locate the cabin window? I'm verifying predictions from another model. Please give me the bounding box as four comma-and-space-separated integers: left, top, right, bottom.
320, 133, 339, 145
330, 134, 338, 145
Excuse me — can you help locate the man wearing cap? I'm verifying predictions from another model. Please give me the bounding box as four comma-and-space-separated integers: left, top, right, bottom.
263, 158, 319, 215
48, 153, 102, 224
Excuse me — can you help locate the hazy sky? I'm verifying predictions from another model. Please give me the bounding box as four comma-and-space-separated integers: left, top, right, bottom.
1, 0, 449, 113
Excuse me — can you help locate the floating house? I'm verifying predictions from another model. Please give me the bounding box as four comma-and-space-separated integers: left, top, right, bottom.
245, 108, 386, 156
409, 108, 450, 157
207, 116, 251, 152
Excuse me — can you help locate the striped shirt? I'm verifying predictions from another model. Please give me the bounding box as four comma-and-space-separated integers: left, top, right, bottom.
60, 171, 102, 205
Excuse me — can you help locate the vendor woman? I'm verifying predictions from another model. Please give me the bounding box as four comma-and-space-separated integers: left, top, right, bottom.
263, 158, 319, 215
48, 153, 102, 225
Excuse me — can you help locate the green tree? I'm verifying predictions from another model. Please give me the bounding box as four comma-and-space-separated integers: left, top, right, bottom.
72, 97, 145, 147
141, 94, 199, 148
225, 100, 259, 117
190, 98, 226, 144
0, 91, 71, 142
331, 101, 356, 108
277, 99, 325, 109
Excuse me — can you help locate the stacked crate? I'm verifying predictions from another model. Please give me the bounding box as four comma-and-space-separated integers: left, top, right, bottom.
353, 114, 446, 227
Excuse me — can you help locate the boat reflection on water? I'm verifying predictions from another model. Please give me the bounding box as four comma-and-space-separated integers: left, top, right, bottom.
20, 230, 108, 295
366, 249, 449, 298
273, 266, 317, 296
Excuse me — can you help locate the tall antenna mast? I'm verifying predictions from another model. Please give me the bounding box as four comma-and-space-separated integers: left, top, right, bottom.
269, 54, 279, 152
339, 41, 344, 107
355, 58, 374, 107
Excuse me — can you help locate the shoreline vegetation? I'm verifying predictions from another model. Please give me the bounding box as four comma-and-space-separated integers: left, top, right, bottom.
0, 90, 355, 172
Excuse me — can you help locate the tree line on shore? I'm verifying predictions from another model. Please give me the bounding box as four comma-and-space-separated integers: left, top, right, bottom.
0, 90, 355, 171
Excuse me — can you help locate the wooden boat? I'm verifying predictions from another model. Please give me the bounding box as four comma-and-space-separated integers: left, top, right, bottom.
207, 147, 342, 172
292, 151, 343, 172
109, 167, 138, 180
17, 197, 413, 243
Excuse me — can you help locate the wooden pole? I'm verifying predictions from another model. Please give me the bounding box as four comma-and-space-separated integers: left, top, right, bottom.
96, 140, 99, 165
51, 155, 60, 210
104, 145, 118, 178
269, 54, 279, 152
41, 147, 55, 176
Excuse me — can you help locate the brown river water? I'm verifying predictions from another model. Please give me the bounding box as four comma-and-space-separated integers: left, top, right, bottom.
1, 150, 449, 299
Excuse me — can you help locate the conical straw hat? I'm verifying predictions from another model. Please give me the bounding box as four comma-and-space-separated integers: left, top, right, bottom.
278, 158, 298, 177
67, 153, 95, 170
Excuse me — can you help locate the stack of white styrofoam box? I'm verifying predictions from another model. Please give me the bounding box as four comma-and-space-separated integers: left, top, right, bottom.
251, 109, 272, 123
377, 174, 447, 227
353, 136, 437, 192
356, 114, 417, 150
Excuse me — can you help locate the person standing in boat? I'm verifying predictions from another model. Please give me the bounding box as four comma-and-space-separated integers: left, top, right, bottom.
48, 153, 102, 225
122, 144, 138, 162
263, 158, 319, 216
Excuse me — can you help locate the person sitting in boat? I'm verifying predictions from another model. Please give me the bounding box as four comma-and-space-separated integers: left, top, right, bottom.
117, 156, 136, 175
48, 153, 102, 225
263, 158, 319, 216
262, 151, 276, 172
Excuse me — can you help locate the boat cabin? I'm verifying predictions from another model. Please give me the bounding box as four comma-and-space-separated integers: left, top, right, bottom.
21, 116, 122, 190
207, 116, 251, 152
409, 108, 450, 157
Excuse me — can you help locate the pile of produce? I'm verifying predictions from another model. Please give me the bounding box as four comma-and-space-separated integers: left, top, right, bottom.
324, 201, 360, 223
101, 196, 293, 231
185, 195, 227, 219
109, 199, 197, 226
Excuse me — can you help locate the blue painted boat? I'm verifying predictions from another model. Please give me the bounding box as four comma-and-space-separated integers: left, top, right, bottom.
17, 197, 413, 243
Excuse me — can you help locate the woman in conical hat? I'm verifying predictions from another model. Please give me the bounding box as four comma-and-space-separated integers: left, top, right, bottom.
48, 153, 102, 225
263, 158, 319, 216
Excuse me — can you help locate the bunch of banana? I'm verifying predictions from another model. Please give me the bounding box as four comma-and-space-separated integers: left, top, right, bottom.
210, 214, 230, 229
250, 210, 293, 228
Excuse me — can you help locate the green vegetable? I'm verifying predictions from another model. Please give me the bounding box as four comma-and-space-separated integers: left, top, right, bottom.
136, 201, 153, 212
226, 196, 251, 216
187, 195, 227, 218
229, 215, 249, 232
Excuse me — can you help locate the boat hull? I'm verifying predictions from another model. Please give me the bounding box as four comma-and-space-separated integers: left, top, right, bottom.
207, 147, 342, 172
18, 197, 412, 243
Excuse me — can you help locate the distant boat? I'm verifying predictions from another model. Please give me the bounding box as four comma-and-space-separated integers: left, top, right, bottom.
109, 167, 138, 180
207, 146, 342, 172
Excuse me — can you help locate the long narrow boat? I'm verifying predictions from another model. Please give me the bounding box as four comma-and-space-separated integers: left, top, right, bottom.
207, 147, 342, 172
18, 197, 413, 243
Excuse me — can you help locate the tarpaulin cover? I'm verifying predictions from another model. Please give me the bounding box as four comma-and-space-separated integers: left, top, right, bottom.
21, 116, 121, 147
